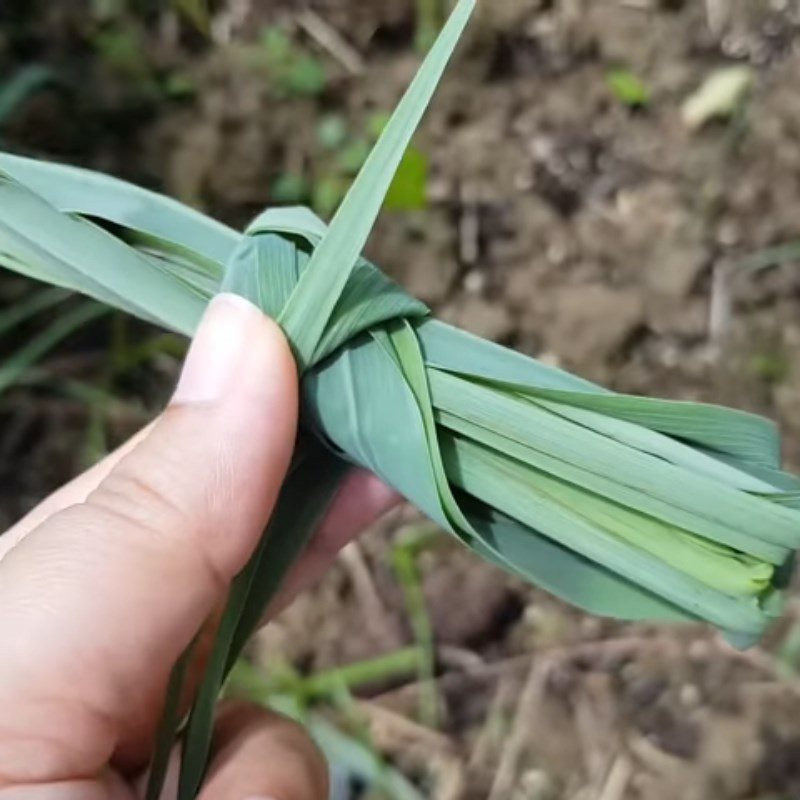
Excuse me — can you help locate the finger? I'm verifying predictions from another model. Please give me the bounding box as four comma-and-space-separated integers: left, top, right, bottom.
0, 423, 155, 560
0, 295, 298, 787
0, 769, 134, 800
159, 471, 401, 738
198, 701, 328, 800
2, 430, 400, 611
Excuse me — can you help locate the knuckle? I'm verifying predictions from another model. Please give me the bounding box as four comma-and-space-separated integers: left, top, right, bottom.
261, 715, 329, 800
82, 465, 230, 594
214, 701, 329, 800
87, 466, 189, 538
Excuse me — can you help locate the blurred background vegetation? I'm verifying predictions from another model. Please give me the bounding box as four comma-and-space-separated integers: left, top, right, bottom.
4, 1, 800, 798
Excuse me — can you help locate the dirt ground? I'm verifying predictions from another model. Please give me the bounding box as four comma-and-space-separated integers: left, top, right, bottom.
4, 1, 800, 798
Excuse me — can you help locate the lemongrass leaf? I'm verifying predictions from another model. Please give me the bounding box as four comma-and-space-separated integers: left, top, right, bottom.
0, 174, 204, 332
378, 320, 473, 534
243, 210, 429, 361
444, 435, 767, 634
0, 151, 237, 263
428, 370, 800, 555
226, 439, 350, 664
417, 319, 780, 468
465, 499, 698, 623
306, 331, 450, 530
277, 0, 475, 370
436, 409, 786, 566
145, 639, 196, 800
177, 441, 349, 797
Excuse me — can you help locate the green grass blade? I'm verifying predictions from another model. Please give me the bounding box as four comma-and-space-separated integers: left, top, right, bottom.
444, 435, 767, 634
0, 301, 110, 395
0, 286, 69, 337
377, 321, 472, 535
739, 241, 800, 273
242, 212, 430, 362
245, 206, 328, 239
177, 568, 264, 799
523, 388, 780, 470
417, 319, 602, 393
119, 228, 223, 299
0, 173, 204, 333
277, 0, 475, 370
290, 647, 424, 700
0, 65, 56, 127
227, 661, 425, 800
223, 233, 301, 320
145, 640, 196, 800
444, 410, 774, 596
0, 151, 238, 263
391, 535, 440, 727
429, 370, 800, 556
225, 442, 350, 665
464, 500, 698, 623
305, 333, 450, 532
424, 318, 793, 504
177, 440, 349, 799
416, 318, 779, 468
437, 409, 786, 567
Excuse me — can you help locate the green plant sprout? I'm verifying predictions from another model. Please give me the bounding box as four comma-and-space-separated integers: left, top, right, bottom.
260, 26, 328, 98
392, 526, 443, 728
228, 659, 424, 800
274, 109, 429, 218
606, 68, 651, 109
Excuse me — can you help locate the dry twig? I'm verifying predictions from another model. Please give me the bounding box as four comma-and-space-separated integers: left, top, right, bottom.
597, 755, 633, 800
340, 541, 399, 649
297, 10, 366, 75
488, 656, 549, 800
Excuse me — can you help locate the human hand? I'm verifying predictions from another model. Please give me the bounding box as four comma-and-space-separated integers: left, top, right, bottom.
0, 295, 398, 800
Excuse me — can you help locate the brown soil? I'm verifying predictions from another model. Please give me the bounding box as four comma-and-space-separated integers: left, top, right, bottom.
4, 1, 800, 798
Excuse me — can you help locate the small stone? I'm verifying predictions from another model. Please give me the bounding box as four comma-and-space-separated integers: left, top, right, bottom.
680, 683, 702, 709
688, 639, 711, 661
464, 269, 487, 294
717, 219, 741, 247
646, 239, 708, 300
514, 769, 559, 800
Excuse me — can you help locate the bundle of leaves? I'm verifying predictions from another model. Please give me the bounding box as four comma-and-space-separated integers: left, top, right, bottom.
2, 1, 799, 796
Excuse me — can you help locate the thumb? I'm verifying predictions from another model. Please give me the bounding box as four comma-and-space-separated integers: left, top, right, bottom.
0, 295, 298, 786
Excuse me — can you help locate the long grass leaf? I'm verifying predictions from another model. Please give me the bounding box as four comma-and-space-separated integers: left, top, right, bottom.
145, 640, 196, 800
444, 435, 767, 633
430, 370, 800, 554
178, 440, 349, 799
277, 0, 475, 369
242, 212, 429, 361
0, 174, 204, 332
0, 151, 238, 263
